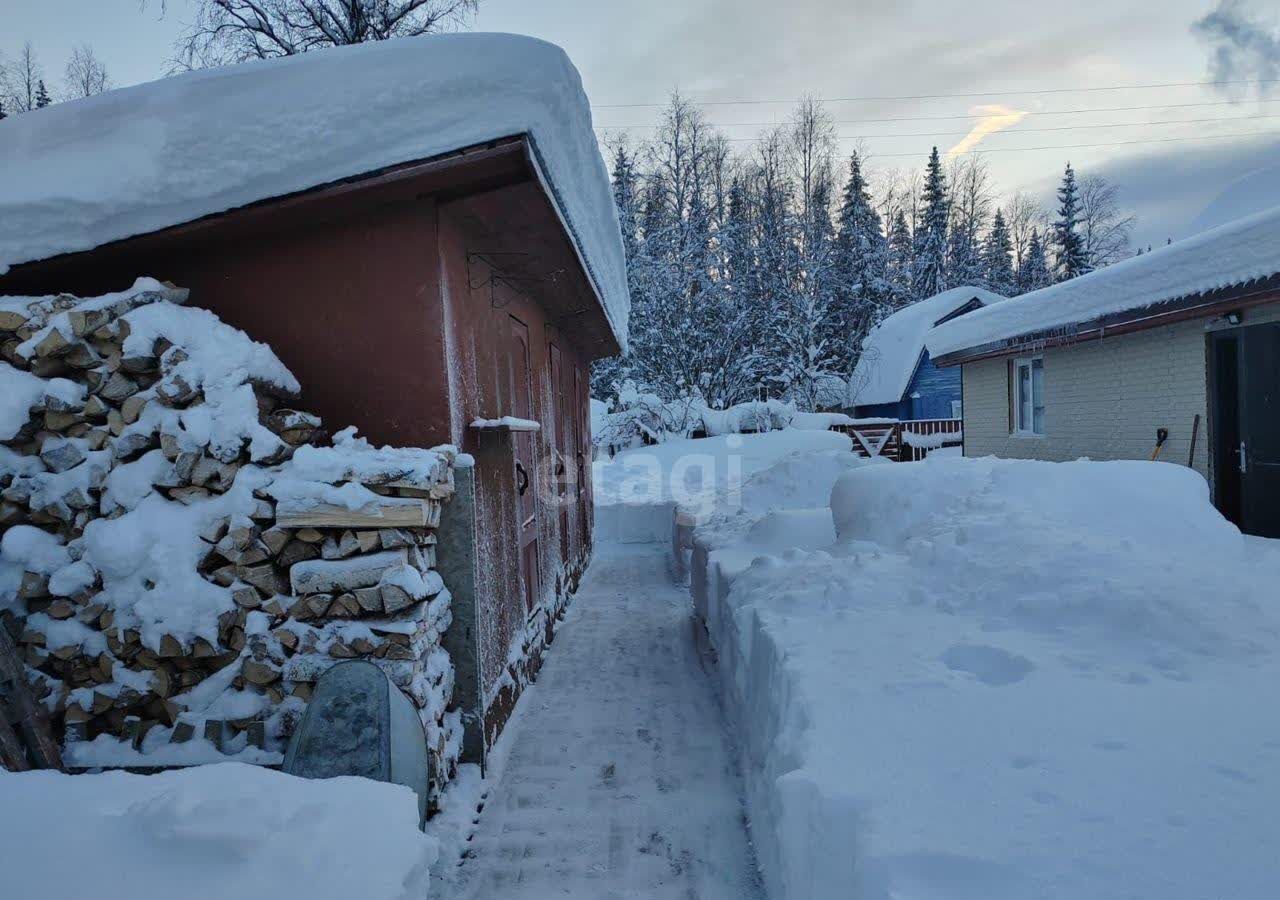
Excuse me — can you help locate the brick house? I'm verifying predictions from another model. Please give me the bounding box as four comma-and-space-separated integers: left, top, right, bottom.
927, 206, 1280, 538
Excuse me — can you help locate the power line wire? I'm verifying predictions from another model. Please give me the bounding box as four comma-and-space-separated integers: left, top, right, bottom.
592, 78, 1280, 109
595, 98, 1280, 129
857, 130, 1280, 158
707, 114, 1280, 142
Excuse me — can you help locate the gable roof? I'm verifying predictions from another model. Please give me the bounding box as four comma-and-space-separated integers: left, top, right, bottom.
0, 33, 630, 349
849, 286, 1006, 407
928, 204, 1280, 363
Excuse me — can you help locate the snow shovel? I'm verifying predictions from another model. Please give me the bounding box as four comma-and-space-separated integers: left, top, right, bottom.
1149, 427, 1170, 461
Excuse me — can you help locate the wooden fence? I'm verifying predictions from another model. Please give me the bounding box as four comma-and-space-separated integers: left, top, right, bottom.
831, 418, 963, 462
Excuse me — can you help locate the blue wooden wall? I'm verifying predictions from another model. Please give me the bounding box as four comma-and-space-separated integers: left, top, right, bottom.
852, 352, 962, 420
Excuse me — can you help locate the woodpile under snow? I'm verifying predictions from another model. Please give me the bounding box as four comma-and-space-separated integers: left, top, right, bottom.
0, 279, 461, 785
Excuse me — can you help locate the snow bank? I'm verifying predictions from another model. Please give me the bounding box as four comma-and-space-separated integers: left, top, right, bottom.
928, 204, 1280, 358
850, 286, 1004, 406
0, 763, 436, 900
592, 429, 852, 543
0, 33, 628, 348
695, 455, 1280, 900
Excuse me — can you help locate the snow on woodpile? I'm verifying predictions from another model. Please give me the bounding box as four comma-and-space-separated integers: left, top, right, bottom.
0, 763, 436, 900
928, 203, 1280, 358
0, 279, 462, 784
0, 33, 629, 348
849, 285, 1005, 406
695, 455, 1280, 900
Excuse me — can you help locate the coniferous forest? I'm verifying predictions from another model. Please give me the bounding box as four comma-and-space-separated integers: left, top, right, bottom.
593, 95, 1136, 410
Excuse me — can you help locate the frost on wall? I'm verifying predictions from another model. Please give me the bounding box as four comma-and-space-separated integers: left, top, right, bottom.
0, 279, 462, 792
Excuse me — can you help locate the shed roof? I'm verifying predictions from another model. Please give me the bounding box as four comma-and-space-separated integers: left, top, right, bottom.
928, 204, 1280, 362
850, 286, 1005, 407
0, 33, 629, 349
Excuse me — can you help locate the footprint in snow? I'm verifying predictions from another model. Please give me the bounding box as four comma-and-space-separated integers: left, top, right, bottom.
941, 643, 1034, 686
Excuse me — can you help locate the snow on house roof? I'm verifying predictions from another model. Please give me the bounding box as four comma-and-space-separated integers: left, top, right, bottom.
928, 204, 1280, 360
849, 286, 1006, 407
0, 33, 629, 348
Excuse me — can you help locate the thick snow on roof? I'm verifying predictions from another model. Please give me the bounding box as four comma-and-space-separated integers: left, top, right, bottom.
928, 204, 1280, 359
0, 33, 629, 348
850, 286, 1005, 406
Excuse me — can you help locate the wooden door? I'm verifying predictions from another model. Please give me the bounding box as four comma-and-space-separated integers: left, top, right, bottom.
1240, 323, 1280, 538
574, 365, 592, 554
549, 343, 571, 564
509, 316, 539, 612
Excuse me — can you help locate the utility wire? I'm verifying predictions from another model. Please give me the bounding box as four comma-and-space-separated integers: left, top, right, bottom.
595, 98, 1280, 129
592, 78, 1280, 109
853, 131, 1280, 158
682, 114, 1280, 143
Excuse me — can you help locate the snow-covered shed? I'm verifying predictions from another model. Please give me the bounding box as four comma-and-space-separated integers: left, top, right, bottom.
927, 205, 1280, 538
848, 286, 1005, 420
0, 33, 628, 760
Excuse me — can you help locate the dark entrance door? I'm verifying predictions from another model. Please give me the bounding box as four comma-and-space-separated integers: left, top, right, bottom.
509, 315, 539, 613
1240, 323, 1280, 538
1212, 323, 1280, 538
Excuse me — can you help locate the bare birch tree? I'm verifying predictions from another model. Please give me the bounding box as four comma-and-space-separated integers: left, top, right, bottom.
155, 0, 478, 69
1078, 173, 1136, 268
1005, 190, 1049, 281
1, 42, 43, 113
64, 45, 111, 99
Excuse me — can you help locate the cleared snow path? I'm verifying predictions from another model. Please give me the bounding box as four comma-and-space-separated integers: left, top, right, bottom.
442, 543, 765, 900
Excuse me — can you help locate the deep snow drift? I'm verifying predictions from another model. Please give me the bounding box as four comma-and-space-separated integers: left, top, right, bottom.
0, 763, 436, 900
685, 453, 1280, 900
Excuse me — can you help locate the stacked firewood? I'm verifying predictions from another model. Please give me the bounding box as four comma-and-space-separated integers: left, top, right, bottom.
0, 282, 459, 778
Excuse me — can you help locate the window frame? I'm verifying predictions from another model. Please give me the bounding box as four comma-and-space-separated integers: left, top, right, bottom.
1011, 355, 1045, 437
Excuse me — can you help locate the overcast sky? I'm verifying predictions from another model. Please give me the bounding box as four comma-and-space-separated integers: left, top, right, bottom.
5, 0, 1279, 248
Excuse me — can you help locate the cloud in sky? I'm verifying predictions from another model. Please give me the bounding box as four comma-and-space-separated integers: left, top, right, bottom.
946, 104, 1028, 156
1192, 0, 1280, 98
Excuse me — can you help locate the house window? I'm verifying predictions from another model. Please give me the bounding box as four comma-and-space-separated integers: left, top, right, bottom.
1013, 356, 1045, 435
951, 399, 962, 419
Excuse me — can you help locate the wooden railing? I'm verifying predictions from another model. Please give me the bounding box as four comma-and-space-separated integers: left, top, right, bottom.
830, 418, 963, 462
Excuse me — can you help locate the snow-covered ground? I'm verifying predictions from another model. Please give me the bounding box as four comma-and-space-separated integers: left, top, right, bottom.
0, 763, 436, 900
592, 429, 851, 543
685, 450, 1280, 900
434, 545, 764, 900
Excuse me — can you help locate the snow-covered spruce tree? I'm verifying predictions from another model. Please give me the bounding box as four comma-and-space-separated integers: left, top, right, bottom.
590, 143, 643, 400
34, 79, 51, 108
606, 93, 761, 411
1019, 227, 1053, 293
887, 208, 914, 305
912, 147, 949, 299
744, 128, 800, 400
830, 151, 892, 376
982, 208, 1015, 296
1051, 162, 1090, 281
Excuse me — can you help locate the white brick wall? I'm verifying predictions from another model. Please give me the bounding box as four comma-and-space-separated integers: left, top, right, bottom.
960, 300, 1280, 483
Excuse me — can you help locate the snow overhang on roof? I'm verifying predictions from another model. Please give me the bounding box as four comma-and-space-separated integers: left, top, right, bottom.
0, 33, 630, 350
849, 286, 1006, 407
928, 204, 1280, 366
